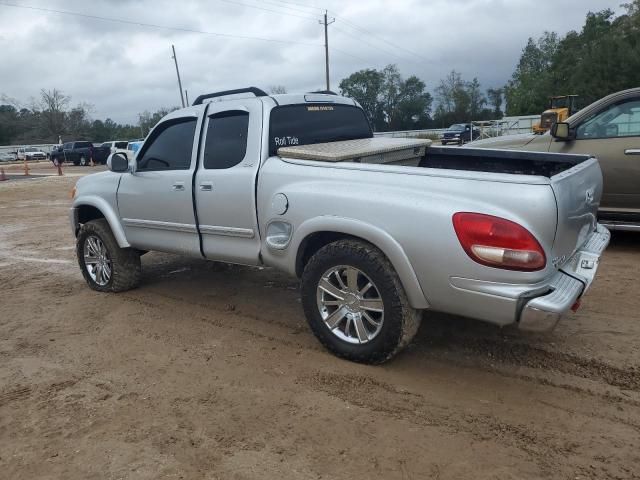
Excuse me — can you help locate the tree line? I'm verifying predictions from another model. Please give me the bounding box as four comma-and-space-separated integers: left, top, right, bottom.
0, 89, 175, 145
505, 1, 640, 115
1, 1, 638, 143
338, 1, 639, 130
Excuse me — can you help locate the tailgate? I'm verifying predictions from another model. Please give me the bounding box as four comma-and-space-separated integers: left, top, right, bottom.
550, 157, 602, 267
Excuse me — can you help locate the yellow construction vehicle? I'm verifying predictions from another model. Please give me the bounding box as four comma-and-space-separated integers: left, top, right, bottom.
532, 95, 579, 134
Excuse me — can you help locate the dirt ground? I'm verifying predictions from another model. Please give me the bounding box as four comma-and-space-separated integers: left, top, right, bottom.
1, 165, 639, 479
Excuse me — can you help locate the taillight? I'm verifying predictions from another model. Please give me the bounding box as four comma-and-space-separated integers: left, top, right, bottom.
452, 212, 546, 271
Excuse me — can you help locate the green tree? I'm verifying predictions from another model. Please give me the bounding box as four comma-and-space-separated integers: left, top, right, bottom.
487, 87, 504, 118
339, 68, 384, 129
504, 32, 559, 115
339, 65, 432, 131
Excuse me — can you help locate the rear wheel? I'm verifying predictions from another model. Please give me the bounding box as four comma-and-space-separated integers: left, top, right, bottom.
76, 219, 141, 292
301, 239, 421, 364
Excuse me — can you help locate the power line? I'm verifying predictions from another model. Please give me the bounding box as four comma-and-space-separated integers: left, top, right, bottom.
0, 1, 322, 47
330, 12, 430, 63
332, 25, 417, 64
267, 0, 325, 12
219, 0, 320, 21
256, 0, 323, 16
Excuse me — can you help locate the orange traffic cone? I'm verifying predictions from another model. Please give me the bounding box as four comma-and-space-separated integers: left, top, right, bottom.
0, 168, 7, 181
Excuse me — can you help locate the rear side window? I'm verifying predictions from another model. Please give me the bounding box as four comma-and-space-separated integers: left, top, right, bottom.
75, 141, 92, 148
269, 104, 372, 156
203, 111, 249, 169
137, 118, 197, 171
115, 141, 127, 149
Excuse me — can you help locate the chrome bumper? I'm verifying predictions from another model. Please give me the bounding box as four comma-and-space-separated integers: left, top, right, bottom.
518, 224, 610, 332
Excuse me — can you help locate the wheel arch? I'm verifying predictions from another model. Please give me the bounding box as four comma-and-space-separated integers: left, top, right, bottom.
292, 217, 430, 309
73, 196, 130, 248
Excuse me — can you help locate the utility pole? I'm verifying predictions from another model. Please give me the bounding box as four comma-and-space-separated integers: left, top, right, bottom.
319, 10, 335, 91
171, 44, 186, 108
184, 90, 190, 107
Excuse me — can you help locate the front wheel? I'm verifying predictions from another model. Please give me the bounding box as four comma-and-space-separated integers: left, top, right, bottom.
301, 239, 421, 364
79, 155, 87, 166
76, 219, 141, 292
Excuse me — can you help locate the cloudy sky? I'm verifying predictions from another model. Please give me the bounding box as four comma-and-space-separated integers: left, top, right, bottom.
0, 0, 621, 124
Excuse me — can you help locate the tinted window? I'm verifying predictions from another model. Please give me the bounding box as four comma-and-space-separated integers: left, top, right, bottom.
269, 104, 372, 156
115, 141, 127, 149
63, 143, 71, 149
204, 111, 249, 169
577, 99, 640, 139
137, 118, 196, 171
100, 143, 110, 148
75, 141, 92, 148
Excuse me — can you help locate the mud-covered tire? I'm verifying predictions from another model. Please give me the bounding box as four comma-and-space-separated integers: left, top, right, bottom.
76, 219, 141, 292
301, 239, 421, 364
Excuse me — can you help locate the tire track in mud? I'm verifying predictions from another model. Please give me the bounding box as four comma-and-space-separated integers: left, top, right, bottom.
122, 287, 640, 408
119, 292, 324, 354
297, 371, 564, 473
419, 337, 640, 392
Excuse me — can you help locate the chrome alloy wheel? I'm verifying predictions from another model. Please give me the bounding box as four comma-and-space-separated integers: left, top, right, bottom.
83, 235, 112, 286
316, 265, 384, 344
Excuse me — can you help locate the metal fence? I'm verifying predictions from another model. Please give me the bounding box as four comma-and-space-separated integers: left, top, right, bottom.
372, 115, 541, 140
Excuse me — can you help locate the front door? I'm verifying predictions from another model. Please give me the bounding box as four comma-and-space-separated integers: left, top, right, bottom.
550, 97, 640, 212
117, 115, 202, 255
194, 100, 263, 265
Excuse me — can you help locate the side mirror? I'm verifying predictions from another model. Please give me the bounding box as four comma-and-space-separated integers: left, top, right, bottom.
551, 122, 573, 141
109, 153, 129, 173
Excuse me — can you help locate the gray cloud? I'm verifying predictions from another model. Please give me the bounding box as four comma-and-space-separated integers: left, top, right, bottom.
0, 0, 621, 124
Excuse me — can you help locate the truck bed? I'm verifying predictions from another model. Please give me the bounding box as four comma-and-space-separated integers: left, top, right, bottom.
420, 146, 591, 178
279, 139, 592, 178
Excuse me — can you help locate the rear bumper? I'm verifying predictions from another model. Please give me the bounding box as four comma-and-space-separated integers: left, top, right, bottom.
518, 224, 610, 332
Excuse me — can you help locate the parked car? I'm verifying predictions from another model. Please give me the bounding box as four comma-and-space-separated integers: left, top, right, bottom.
0, 151, 17, 162
468, 88, 640, 231
50, 141, 110, 166
440, 123, 481, 145
70, 87, 609, 363
17, 146, 47, 161
100, 141, 128, 154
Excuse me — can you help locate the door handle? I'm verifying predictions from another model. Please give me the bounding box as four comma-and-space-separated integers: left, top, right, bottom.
172, 182, 185, 191
199, 182, 213, 191
625, 149, 640, 155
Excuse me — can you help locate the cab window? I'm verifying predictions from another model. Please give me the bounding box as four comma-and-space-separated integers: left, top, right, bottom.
577, 99, 640, 139
203, 111, 249, 169
136, 118, 196, 171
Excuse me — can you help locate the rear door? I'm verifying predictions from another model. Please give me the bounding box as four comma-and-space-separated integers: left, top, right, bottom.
550, 96, 640, 212
117, 115, 202, 255
194, 100, 263, 265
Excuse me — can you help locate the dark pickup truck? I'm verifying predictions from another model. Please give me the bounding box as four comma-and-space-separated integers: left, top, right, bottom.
50, 141, 111, 166
440, 124, 481, 145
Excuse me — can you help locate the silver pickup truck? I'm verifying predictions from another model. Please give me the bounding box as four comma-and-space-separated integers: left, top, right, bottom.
70, 87, 610, 363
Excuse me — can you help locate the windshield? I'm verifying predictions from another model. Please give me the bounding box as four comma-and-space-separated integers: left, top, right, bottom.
269, 104, 372, 156
448, 124, 466, 131
25, 147, 38, 152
